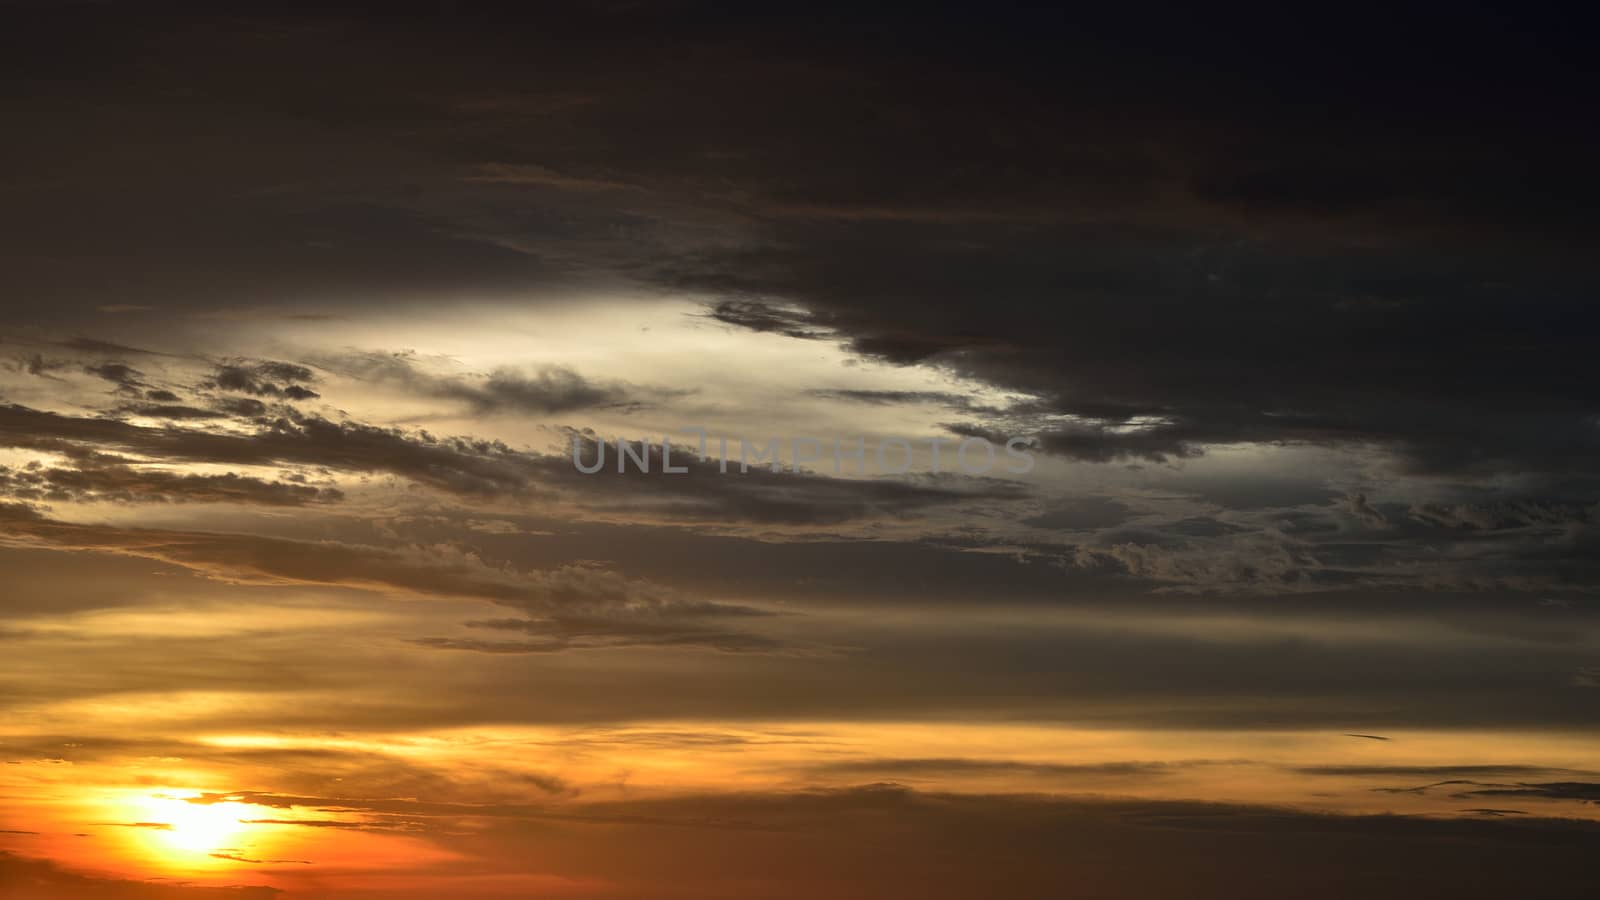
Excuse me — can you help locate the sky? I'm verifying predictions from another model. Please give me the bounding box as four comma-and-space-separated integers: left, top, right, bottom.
2, 3, 1599, 898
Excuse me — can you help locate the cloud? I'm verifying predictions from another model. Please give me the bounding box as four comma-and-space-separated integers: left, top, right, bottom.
410, 620, 787, 655
207, 853, 311, 865
676, 215, 1600, 481
426, 366, 638, 414
40, 780, 1600, 899
1342, 493, 1390, 529
1299, 765, 1594, 778
1452, 781, 1600, 804
0, 459, 342, 506
115, 404, 227, 420
1021, 497, 1133, 530
805, 389, 977, 408
707, 299, 831, 341
56, 338, 162, 357
83, 363, 145, 391
0, 403, 534, 497
318, 352, 658, 415
0, 403, 1027, 525
286, 783, 1600, 898
0, 852, 279, 899
206, 361, 320, 400
1, 9, 1597, 897
4, 3, 1593, 499
0, 504, 778, 653
806, 757, 1226, 780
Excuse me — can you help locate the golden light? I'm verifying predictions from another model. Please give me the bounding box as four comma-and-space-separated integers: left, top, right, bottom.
134, 793, 253, 856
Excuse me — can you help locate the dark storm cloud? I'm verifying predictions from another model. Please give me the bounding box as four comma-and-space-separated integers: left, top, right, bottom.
3, 3, 1594, 485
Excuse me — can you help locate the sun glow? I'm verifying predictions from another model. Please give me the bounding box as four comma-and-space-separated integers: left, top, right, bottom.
134, 794, 252, 855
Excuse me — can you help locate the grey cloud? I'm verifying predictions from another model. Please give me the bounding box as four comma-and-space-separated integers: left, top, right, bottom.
211, 396, 269, 417
1342, 493, 1390, 529
207, 361, 320, 400
708, 299, 832, 340
439, 366, 634, 414
319, 351, 656, 415
0, 403, 1028, 526
1021, 497, 1133, 531
806, 389, 976, 407
113, 403, 227, 420
553, 432, 1029, 526
1407, 500, 1594, 532
5, 389, 1597, 596
56, 338, 163, 357
410, 626, 786, 655
0, 504, 776, 654
0, 459, 341, 507
0, 403, 534, 497
82, 363, 144, 391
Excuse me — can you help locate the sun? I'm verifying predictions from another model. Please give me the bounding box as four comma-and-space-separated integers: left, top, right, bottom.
135, 794, 252, 855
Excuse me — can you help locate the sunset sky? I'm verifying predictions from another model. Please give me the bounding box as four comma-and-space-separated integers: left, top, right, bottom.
3, 4, 1599, 898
